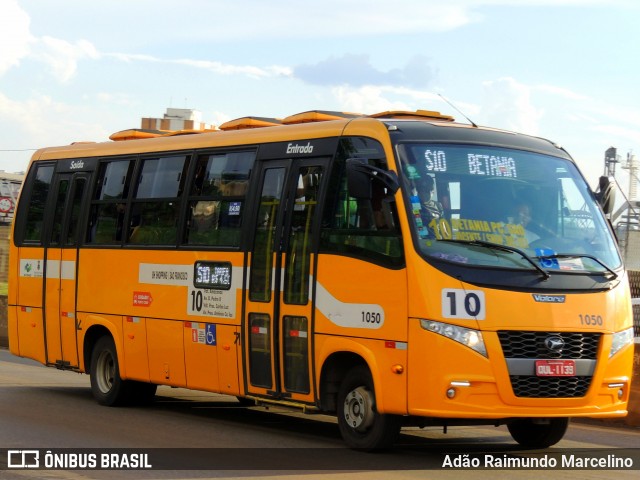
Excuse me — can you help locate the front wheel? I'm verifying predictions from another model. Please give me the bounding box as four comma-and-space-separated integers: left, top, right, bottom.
507, 418, 569, 448
337, 365, 401, 450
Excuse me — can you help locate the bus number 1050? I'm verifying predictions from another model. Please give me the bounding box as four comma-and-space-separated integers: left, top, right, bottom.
578, 314, 603, 326
362, 312, 381, 324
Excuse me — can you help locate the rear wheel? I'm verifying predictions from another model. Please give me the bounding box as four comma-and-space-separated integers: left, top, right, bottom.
507, 418, 569, 448
337, 365, 401, 450
90, 336, 133, 406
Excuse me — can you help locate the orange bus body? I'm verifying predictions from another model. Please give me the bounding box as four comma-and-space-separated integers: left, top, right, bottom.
8, 111, 634, 449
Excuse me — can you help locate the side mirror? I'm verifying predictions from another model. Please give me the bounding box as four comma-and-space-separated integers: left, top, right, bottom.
596, 175, 616, 217
346, 158, 399, 199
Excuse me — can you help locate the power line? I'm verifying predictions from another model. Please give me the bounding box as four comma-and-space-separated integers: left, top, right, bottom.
0, 148, 38, 152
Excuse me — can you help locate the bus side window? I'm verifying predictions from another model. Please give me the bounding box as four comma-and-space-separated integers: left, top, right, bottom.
86, 159, 135, 244
185, 150, 255, 247
18, 164, 55, 244
320, 137, 403, 268
128, 155, 189, 246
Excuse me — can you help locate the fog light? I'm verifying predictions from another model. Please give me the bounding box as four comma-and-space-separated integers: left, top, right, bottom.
618, 389, 624, 400
446, 388, 456, 399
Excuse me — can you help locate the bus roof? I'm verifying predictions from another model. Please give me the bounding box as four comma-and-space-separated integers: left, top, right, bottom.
30, 108, 566, 162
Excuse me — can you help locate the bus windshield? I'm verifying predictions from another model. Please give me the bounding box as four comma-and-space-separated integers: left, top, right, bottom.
397, 143, 621, 274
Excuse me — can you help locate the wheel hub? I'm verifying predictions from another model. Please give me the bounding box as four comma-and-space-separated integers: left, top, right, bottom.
96, 350, 115, 394
343, 386, 374, 432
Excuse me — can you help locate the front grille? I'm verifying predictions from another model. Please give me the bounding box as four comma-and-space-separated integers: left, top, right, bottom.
509, 376, 591, 398
498, 331, 601, 398
498, 331, 601, 359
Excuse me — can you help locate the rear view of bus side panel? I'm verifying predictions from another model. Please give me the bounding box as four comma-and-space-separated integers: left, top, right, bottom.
10, 251, 47, 364
8, 160, 54, 365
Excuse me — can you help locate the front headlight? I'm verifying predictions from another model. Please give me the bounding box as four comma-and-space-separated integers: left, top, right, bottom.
609, 327, 634, 358
420, 320, 487, 357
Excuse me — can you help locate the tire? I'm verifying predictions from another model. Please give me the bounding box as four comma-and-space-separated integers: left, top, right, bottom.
89, 336, 133, 406
337, 365, 401, 450
507, 418, 569, 448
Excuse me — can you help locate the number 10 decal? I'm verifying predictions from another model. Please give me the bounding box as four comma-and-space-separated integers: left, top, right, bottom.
442, 289, 486, 320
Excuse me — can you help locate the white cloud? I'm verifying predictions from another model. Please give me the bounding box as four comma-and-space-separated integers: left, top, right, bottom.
201, 1, 479, 38
184, 0, 630, 41
0, 0, 34, 75
332, 86, 413, 114
480, 77, 543, 135
208, 111, 233, 127
0, 92, 108, 149
106, 52, 291, 79
0, 1, 100, 83
535, 84, 587, 101
172, 58, 290, 79
331, 85, 476, 120
592, 124, 640, 146
36, 36, 100, 82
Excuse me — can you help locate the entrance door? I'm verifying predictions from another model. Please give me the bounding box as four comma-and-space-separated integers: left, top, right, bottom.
44, 173, 89, 367
244, 158, 327, 403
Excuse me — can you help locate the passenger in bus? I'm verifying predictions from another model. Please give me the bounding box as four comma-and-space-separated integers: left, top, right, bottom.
126, 206, 143, 242
192, 201, 219, 230
370, 182, 390, 229
422, 175, 443, 220
114, 202, 126, 241
401, 166, 443, 238
509, 202, 540, 243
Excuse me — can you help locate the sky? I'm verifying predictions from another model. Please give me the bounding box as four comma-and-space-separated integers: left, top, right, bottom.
0, 0, 639, 195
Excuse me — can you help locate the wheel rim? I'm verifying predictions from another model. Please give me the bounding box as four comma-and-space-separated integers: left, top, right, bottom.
343, 386, 375, 432
96, 350, 115, 394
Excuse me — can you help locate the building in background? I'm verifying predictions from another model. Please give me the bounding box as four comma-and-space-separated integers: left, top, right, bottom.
0, 171, 24, 225
141, 108, 213, 132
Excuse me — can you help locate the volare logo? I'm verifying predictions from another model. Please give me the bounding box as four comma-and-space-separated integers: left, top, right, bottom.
286, 142, 314, 154
532, 294, 566, 303
70, 160, 85, 170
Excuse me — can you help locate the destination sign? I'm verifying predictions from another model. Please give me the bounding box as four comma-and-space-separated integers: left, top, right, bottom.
193, 261, 232, 290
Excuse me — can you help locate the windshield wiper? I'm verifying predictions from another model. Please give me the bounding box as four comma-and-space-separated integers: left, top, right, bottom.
536, 253, 618, 279
438, 239, 550, 280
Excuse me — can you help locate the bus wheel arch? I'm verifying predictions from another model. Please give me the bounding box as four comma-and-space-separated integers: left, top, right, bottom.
320, 352, 401, 450
83, 324, 113, 375
84, 327, 157, 406
319, 352, 367, 413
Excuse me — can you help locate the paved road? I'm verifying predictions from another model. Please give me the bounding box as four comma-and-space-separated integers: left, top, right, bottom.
0, 348, 638, 480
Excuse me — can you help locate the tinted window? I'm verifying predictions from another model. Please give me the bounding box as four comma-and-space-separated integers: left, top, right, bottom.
128, 155, 189, 245
320, 137, 404, 267
94, 160, 133, 200
185, 151, 255, 247
22, 164, 55, 243
87, 159, 135, 244
136, 156, 186, 198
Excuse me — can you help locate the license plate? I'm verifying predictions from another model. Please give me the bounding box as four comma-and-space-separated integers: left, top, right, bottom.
535, 360, 576, 377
